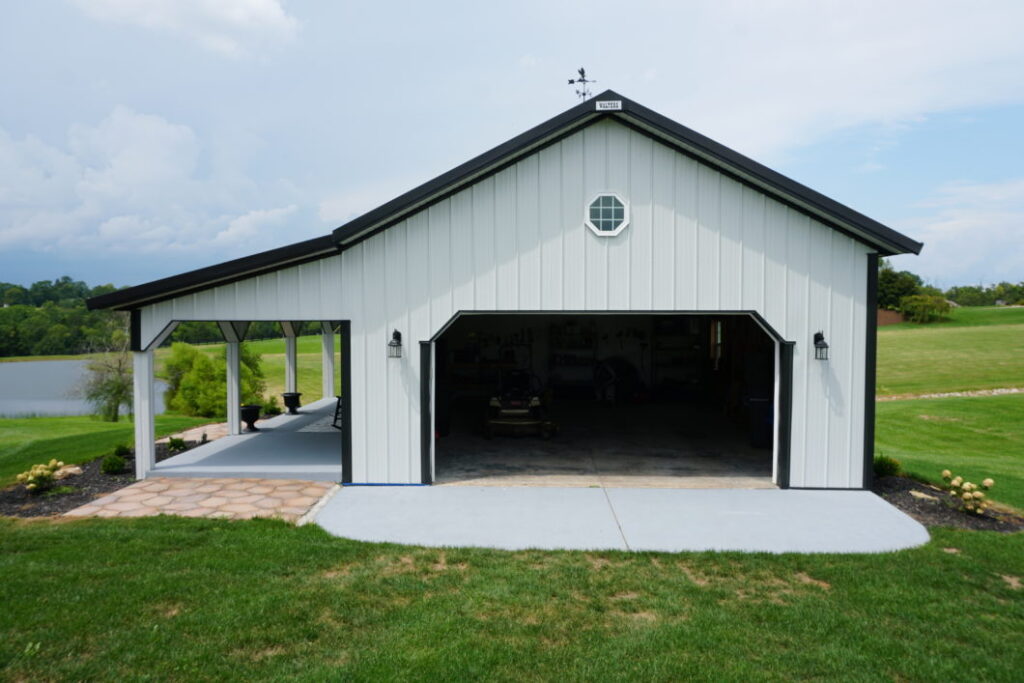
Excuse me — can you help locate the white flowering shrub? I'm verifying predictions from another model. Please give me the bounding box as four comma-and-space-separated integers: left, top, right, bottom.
16, 459, 64, 494
941, 469, 995, 515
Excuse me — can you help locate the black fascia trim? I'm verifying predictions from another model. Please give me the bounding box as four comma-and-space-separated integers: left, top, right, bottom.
863, 253, 879, 489
86, 235, 339, 311
431, 309, 790, 344
129, 310, 142, 352
331, 97, 609, 247
612, 100, 922, 256
420, 341, 433, 485
340, 321, 352, 485
777, 341, 795, 489
331, 89, 921, 257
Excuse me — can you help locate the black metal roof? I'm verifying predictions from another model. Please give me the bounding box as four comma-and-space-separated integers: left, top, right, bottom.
89, 90, 922, 311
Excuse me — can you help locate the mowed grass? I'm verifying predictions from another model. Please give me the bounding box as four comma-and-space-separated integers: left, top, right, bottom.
0, 414, 211, 487
1, 517, 1021, 680
877, 308, 1024, 396
876, 393, 1024, 509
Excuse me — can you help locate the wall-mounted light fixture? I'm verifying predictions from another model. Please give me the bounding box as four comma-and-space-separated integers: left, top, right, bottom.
813, 331, 829, 361
387, 329, 403, 359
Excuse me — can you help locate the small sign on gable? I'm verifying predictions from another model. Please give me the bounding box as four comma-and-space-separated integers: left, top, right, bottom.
595, 100, 622, 111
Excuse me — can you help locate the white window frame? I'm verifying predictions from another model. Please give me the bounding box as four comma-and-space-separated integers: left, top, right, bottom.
584, 192, 629, 237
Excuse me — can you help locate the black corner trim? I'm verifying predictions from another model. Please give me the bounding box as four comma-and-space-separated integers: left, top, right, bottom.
129, 310, 142, 352
777, 341, 795, 489
863, 253, 879, 489
420, 341, 433, 485
339, 321, 353, 485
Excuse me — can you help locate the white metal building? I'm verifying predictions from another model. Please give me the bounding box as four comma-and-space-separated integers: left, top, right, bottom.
89, 91, 922, 489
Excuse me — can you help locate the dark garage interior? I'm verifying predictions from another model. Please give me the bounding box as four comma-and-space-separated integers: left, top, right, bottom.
433, 313, 777, 487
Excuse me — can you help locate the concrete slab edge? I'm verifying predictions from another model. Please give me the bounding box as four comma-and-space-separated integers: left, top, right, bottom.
298, 483, 341, 526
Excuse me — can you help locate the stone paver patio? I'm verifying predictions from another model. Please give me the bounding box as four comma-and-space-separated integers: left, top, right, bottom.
65, 477, 337, 523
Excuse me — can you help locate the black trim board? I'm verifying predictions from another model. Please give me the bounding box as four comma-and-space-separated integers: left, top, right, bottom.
88, 235, 337, 311
420, 341, 433, 485
340, 321, 353, 485
777, 342, 795, 489
332, 90, 922, 257
863, 253, 879, 489
90, 90, 920, 314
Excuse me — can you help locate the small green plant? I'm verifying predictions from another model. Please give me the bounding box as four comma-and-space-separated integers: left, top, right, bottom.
261, 396, 283, 416
873, 454, 901, 478
43, 485, 76, 498
900, 294, 951, 323
101, 454, 127, 475
941, 470, 995, 515
167, 437, 188, 454
113, 443, 132, 457
16, 459, 64, 494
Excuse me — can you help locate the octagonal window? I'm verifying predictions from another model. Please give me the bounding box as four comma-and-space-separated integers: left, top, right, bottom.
585, 194, 628, 236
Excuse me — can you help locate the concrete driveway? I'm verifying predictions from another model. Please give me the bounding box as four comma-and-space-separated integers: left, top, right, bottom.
315, 486, 930, 554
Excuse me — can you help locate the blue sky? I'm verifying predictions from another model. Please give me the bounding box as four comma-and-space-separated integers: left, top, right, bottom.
1, 0, 1022, 289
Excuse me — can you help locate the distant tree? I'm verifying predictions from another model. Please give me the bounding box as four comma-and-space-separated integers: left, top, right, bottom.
900, 294, 951, 323
878, 261, 922, 310
164, 342, 266, 418
77, 314, 133, 421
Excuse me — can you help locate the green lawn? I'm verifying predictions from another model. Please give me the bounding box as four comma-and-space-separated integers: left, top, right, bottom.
883, 305, 1024, 330
877, 314, 1024, 396
876, 393, 1024, 510
0, 414, 211, 487
0, 517, 1020, 680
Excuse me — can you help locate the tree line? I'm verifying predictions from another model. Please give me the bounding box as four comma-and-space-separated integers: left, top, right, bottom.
0, 277, 286, 358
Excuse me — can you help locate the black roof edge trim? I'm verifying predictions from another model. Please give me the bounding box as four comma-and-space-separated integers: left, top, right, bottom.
332, 89, 921, 257
87, 235, 339, 311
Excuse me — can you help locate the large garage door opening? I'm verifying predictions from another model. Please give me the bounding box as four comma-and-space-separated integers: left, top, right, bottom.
432, 313, 779, 488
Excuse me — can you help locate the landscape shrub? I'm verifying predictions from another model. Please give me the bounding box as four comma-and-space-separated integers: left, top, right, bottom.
16, 459, 64, 494
261, 396, 283, 416
873, 455, 901, 478
899, 294, 951, 323
101, 454, 126, 475
113, 443, 132, 457
941, 469, 995, 515
163, 342, 266, 418
167, 437, 188, 454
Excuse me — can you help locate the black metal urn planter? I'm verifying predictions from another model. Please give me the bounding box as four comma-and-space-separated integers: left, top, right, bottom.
282, 392, 302, 414
239, 404, 262, 432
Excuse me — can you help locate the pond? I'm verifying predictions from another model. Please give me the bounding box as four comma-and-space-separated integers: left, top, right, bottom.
0, 359, 167, 417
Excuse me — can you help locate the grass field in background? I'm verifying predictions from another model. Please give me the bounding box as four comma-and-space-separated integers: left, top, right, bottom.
877, 314, 1024, 396
876, 393, 1024, 510
882, 305, 1024, 330
0, 517, 1021, 680
0, 414, 211, 487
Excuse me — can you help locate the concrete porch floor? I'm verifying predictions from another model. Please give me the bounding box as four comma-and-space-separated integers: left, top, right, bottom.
151, 397, 343, 482
316, 486, 931, 554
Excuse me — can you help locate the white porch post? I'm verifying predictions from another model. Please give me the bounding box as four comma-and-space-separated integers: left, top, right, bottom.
132, 349, 155, 479
226, 341, 241, 436
285, 336, 298, 394
321, 322, 335, 399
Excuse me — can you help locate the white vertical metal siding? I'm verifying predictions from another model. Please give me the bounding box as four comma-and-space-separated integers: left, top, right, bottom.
137, 119, 869, 488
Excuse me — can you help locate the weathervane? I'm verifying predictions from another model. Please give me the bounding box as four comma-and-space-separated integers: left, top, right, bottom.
568, 67, 595, 100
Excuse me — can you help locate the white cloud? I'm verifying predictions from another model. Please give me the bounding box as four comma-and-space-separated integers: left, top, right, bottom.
214, 205, 297, 246
0, 108, 306, 257
888, 179, 1024, 286
654, 0, 1024, 159
71, 0, 298, 57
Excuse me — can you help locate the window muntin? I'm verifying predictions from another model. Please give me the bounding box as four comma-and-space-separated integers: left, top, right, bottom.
585, 194, 629, 236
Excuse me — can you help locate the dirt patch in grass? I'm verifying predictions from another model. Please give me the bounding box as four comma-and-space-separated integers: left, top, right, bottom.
1001, 575, 1021, 590
873, 476, 1024, 532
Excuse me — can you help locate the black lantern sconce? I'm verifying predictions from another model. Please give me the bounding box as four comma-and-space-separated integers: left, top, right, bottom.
813, 331, 829, 361
387, 330, 403, 359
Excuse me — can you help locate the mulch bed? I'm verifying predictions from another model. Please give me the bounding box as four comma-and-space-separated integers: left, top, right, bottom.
0, 440, 199, 519
873, 475, 1024, 532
